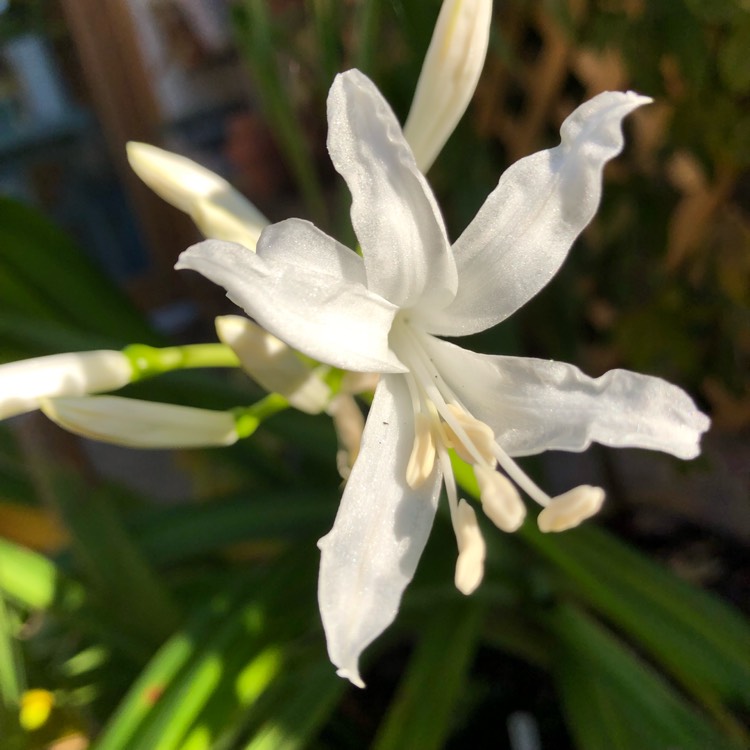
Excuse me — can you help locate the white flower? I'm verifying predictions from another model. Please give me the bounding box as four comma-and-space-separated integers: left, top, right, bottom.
0, 351, 133, 420
126, 142, 268, 250
41, 396, 238, 448
403, 0, 493, 172
176, 70, 710, 687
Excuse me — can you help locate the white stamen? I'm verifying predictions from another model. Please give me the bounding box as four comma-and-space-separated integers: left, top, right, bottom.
454, 499, 486, 595
406, 413, 436, 488
491, 443, 552, 508
537, 485, 606, 533
474, 464, 527, 532
442, 403, 496, 465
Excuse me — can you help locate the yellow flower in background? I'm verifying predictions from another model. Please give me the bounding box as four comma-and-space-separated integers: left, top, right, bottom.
19, 689, 55, 732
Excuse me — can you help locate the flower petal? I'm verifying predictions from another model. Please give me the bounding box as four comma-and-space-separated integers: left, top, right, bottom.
177, 238, 405, 373
256, 218, 367, 286
317, 374, 441, 686
127, 142, 268, 249
0, 351, 133, 420
327, 70, 457, 311
425, 91, 652, 336
422, 336, 710, 460
41, 396, 238, 448
403, 0, 492, 173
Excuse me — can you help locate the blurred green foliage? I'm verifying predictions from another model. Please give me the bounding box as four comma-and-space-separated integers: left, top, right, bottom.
0, 1, 749, 748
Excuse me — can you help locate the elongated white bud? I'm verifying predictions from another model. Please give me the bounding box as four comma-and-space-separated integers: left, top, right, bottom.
475, 464, 526, 532
0, 351, 133, 420
126, 142, 268, 249
404, 0, 493, 172
454, 498, 486, 594
41, 396, 238, 448
537, 485, 605, 533
215, 315, 330, 414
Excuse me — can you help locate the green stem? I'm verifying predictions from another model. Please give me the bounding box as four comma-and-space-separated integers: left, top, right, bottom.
233, 393, 290, 438
123, 343, 240, 381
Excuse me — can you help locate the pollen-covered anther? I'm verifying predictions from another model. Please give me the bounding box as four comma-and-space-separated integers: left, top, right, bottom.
406, 412, 437, 488
474, 464, 526, 532
454, 499, 486, 595
442, 403, 496, 465
537, 485, 605, 533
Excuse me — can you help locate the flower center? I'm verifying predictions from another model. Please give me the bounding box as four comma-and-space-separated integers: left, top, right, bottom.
389, 316, 605, 594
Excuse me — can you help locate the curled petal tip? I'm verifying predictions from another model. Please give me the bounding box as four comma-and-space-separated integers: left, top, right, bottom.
336, 667, 365, 689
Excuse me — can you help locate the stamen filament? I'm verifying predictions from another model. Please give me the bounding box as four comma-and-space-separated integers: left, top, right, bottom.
491, 443, 551, 507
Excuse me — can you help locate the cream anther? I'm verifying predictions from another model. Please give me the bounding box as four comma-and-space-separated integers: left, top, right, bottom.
454, 499, 486, 595
406, 413, 437, 488
537, 485, 605, 533
442, 404, 496, 465
475, 464, 526, 532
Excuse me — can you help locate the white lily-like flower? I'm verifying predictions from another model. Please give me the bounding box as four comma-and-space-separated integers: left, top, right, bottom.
176, 70, 710, 687
403, 0, 492, 172
126, 142, 269, 249
0, 351, 133, 420
41, 396, 238, 448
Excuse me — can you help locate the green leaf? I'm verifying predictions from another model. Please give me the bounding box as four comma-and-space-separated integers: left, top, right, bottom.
719, 19, 750, 94
232, 0, 328, 224
132, 489, 334, 567
551, 603, 744, 750
0, 197, 158, 347
520, 522, 750, 726
355, 0, 382, 76
372, 599, 483, 750
308, 0, 343, 85
94, 547, 319, 750
46, 478, 182, 646
91, 592, 237, 750
0, 538, 84, 613
239, 657, 344, 750
0, 594, 25, 707
683, 0, 744, 23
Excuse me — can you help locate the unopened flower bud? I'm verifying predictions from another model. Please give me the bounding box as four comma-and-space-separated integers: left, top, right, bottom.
403, 0, 493, 172
0, 351, 133, 420
126, 142, 268, 249
215, 315, 330, 414
537, 485, 605, 533
41, 396, 238, 448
